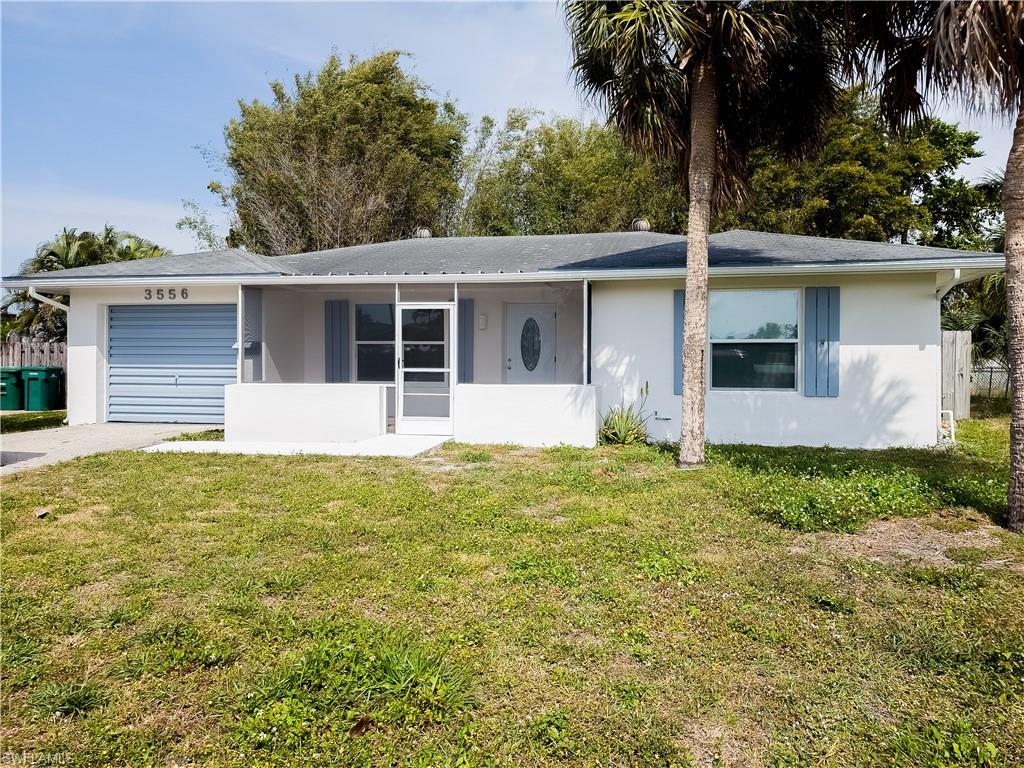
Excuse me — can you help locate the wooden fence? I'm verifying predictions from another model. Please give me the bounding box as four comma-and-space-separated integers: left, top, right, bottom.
941, 330, 971, 420
0, 335, 66, 368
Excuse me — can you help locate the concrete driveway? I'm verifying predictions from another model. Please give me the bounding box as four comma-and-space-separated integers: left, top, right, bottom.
1, 423, 214, 477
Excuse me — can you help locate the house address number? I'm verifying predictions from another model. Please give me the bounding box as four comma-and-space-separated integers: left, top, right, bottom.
143, 288, 189, 300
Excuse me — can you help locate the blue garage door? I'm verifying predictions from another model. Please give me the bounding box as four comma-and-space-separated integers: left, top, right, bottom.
107, 304, 237, 423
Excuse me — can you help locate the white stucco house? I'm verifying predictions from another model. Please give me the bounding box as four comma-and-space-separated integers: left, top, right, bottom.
1, 230, 1003, 449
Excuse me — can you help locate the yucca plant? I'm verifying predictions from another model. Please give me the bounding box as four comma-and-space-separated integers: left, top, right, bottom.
600, 383, 652, 445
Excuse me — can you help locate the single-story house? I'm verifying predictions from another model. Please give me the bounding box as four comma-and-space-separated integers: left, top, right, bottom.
1, 229, 1003, 448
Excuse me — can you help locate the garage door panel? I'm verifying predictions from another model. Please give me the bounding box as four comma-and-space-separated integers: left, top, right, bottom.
107, 304, 237, 423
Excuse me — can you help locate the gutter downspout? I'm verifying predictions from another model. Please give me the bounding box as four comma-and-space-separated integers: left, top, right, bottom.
28, 287, 70, 312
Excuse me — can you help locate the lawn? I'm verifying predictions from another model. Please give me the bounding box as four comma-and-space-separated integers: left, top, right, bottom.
1, 416, 1021, 767
0, 410, 66, 433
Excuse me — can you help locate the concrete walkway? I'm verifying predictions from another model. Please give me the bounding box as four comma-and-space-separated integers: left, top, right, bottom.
1, 423, 210, 476
144, 433, 447, 458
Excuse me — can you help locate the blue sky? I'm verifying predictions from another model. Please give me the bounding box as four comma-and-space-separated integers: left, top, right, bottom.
1, 1, 1013, 275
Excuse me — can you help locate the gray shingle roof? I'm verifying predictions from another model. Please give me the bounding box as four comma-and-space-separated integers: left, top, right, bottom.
2, 248, 286, 283
2, 230, 1000, 285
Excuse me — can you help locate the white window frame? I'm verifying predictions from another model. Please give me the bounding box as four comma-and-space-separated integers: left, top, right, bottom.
353, 303, 396, 383
707, 288, 801, 393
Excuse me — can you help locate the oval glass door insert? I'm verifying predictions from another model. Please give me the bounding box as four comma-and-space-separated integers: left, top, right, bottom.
520, 317, 541, 371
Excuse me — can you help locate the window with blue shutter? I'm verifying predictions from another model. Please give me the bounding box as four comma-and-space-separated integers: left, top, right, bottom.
803, 287, 840, 397
673, 289, 685, 395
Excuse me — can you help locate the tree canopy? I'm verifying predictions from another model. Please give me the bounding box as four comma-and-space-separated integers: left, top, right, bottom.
458, 110, 685, 236
716, 87, 1002, 249
2, 226, 168, 340
215, 52, 466, 255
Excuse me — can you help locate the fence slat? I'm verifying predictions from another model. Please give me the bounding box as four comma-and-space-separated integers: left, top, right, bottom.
941, 330, 971, 419
0, 335, 67, 369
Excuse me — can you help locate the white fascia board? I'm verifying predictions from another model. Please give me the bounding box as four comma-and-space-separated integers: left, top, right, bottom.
4, 256, 1005, 290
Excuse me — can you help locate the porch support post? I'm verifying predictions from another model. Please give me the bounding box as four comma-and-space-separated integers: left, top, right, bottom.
236, 284, 244, 383
582, 279, 590, 385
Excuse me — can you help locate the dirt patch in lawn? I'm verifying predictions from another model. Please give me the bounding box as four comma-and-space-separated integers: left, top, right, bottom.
810, 513, 1020, 572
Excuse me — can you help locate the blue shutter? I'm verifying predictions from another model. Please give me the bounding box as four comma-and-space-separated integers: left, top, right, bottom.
803, 287, 840, 397
673, 289, 685, 395
458, 298, 474, 383
325, 300, 350, 382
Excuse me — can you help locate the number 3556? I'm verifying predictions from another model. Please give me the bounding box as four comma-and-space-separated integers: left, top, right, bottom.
143, 288, 189, 300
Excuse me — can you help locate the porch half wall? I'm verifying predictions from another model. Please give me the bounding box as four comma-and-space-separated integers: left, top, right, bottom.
225, 383, 387, 442
453, 384, 598, 447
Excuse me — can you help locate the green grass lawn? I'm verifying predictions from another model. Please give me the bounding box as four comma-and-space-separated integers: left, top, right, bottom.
0, 410, 66, 433
1, 416, 1021, 767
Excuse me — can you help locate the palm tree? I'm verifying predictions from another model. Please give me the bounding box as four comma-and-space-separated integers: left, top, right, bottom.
853, 0, 1023, 531
2, 227, 168, 340
566, 0, 846, 466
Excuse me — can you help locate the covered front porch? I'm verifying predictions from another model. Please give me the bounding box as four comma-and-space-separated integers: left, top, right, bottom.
229, 280, 599, 447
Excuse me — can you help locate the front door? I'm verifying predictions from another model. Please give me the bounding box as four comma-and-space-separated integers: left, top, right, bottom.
504, 303, 556, 384
396, 303, 454, 435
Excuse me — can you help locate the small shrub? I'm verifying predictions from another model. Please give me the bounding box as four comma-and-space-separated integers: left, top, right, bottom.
30, 681, 106, 718
600, 384, 651, 445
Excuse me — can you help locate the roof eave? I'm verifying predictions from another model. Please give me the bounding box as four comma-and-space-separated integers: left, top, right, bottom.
2, 256, 1004, 289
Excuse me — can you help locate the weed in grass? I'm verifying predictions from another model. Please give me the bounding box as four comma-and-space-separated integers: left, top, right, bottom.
808, 591, 857, 615
232, 621, 473, 756
168, 428, 225, 441
507, 554, 576, 587
946, 546, 991, 566
260, 570, 304, 596
609, 678, 649, 709
124, 621, 235, 675
528, 707, 575, 758
889, 721, 1001, 767
92, 602, 147, 629
30, 680, 106, 718
455, 448, 493, 463
635, 552, 705, 584
905, 565, 986, 593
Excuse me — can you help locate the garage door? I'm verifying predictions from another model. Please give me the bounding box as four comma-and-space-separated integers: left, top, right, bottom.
107, 304, 237, 423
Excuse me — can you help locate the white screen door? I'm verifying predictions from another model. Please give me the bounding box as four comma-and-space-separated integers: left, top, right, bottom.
505, 303, 556, 384
396, 303, 454, 435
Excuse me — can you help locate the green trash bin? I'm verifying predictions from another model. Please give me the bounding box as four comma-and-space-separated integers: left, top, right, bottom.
20, 366, 64, 411
1, 367, 24, 410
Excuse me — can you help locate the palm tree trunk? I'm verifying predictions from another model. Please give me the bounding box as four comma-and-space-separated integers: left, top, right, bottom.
1006, 96, 1024, 533
678, 60, 717, 467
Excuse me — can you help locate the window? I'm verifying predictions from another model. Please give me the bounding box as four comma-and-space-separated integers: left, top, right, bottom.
355, 304, 395, 382
709, 290, 799, 390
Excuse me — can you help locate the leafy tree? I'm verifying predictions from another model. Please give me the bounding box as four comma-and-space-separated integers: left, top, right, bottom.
214, 52, 466, 255
567, 0, 847, 467
2, 227, 168, 340
176, 199, 226, 251
457, 110, 685, 236
944, 273, 1008, 367
854, 0, 1022, 530
717, 86, 997, 248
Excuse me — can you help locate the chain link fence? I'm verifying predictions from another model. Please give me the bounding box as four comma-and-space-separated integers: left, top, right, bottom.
972, 365, 1011, 398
